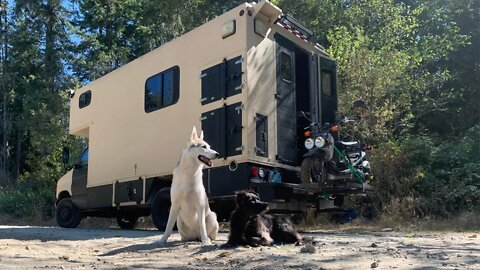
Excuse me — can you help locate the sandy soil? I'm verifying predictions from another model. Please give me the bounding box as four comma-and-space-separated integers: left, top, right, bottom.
0, 225, 478, 269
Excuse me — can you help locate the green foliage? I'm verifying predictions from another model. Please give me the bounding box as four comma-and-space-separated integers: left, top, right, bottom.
0, 186, 55, 219
371, 125, 480, 219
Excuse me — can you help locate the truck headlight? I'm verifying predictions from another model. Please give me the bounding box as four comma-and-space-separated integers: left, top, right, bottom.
304, 138, 314, 149
315, 136, 325, 148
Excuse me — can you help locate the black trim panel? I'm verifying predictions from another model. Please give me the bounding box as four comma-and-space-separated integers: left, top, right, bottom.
114, 178, 144, 205
203, 163, 250, 197
201, 56, 242, 105
255, 113, 268, 157
86, 184, 113, 209
71, 166, 88, 209
201, 102, 243, 158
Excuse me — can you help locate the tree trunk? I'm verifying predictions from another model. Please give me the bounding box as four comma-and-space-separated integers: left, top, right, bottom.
0, 0, 9, 187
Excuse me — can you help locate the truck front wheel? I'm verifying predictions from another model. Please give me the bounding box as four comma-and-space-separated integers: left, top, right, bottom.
151, 188, 172, 231
55, 198, 82, 228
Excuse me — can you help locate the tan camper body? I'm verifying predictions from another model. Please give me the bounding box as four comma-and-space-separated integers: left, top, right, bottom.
55, 1, 340, 228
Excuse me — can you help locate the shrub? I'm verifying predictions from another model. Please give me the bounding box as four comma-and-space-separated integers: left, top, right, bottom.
369, 124, 480, 219
0, 186, 56, 219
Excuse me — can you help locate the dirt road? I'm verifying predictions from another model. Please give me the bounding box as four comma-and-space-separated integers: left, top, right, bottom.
0, 225, 478, 269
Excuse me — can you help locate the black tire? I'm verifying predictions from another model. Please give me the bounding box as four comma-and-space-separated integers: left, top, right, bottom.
56, 198, 82, 228
151, 188, 173, 231
300, 157, 324, 184
116, 215, 139, 229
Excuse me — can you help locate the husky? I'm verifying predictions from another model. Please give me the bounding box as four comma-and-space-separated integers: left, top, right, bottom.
157, 126, 220, 245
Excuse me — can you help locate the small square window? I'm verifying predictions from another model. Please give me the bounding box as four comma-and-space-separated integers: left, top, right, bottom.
79, 90, 91, 109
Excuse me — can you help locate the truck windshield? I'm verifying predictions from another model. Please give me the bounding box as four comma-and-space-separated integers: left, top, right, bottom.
79, 148, 88, 167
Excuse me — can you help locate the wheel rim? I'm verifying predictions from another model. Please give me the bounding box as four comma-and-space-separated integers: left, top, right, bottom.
60, 206, 73, 222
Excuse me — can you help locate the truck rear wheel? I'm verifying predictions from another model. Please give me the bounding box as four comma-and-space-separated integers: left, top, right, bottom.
151, 188, 172, 231
116, 215, 139, 229
56, 198, 82, 228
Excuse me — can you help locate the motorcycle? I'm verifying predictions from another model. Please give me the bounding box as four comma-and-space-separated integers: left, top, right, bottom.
299, 113, 371, 191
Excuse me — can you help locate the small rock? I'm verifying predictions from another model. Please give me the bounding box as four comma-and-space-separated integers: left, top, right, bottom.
468, 234, 477, 239
370, 243, 378, 248
371, 261, 379, 268
25, 246, 30, 250
183, 244, 189, 248
218, 251, 232, 258
300, 243, 316, 253
59, 255, 69, 261
202, 257, 208, 261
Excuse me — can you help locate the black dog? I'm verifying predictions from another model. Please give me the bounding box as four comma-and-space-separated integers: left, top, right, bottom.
225, 190, 301, 247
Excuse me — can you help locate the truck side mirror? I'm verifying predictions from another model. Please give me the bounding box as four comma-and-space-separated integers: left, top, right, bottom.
62, 147, 70, 168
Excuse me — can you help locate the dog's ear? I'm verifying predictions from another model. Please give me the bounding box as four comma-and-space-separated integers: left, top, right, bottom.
199, 130, 204, 140
190, 126, 198, 142
235, 191, 247, 205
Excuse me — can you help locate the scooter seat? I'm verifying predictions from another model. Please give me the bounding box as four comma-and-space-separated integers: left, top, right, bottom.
335, 141, 360, 150
338, 141, 359, 147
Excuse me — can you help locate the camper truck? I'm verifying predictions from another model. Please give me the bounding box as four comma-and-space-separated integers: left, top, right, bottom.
56, 0, 371, 230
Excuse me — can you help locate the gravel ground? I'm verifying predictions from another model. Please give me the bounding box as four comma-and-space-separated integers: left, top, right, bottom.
0, 225, 478, 269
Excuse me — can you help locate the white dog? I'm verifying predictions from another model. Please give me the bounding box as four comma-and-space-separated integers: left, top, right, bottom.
157, 126, 220, 245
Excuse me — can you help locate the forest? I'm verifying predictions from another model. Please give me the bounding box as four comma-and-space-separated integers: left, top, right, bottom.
0, 0, 478, 225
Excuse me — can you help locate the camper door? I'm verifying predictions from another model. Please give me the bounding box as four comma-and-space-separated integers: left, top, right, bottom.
274, 35, 339, 167
318, 56, 338, 126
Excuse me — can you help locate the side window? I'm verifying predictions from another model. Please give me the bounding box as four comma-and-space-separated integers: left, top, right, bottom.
78, 148, 88, 167
321, 71, 332, 96
280, 52, 292, 83
145, 66, 180, 113
79, 91, 92, 109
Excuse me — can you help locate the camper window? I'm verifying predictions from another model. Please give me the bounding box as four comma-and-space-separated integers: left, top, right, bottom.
280, 52, 292, 83
145, 66, 179, 113
79, 90, 91, 109
321, 71, 332, 96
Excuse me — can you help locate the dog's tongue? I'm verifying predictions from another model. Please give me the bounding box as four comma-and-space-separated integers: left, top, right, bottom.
198, 155, 212, 167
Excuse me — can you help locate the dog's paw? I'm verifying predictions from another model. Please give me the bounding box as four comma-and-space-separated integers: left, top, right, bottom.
154, 238, 168, 245
201, 239, 211, 245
